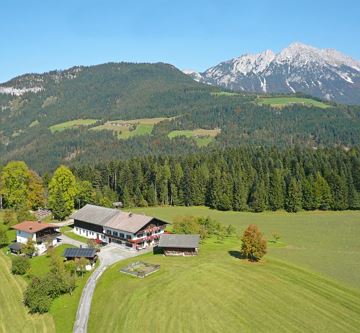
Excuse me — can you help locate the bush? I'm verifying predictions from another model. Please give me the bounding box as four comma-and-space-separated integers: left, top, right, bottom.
172, 216, 235, 240
241, 224, 267, 261
11, 256, 30, 275
24, 277, 52, 313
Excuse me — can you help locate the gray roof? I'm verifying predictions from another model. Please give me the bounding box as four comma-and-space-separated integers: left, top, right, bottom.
71, 204, 168, 234
105, 212, 155, 233
70, 204, 119, 226
63, 247, 97, 258
9, 242, 24, 251
159, 234, 200, 249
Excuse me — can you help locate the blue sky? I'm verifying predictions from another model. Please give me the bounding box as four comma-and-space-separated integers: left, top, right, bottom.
1, 0, 359, 82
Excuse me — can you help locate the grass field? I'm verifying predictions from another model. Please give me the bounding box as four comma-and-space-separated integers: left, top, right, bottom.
0, 211, 56, 333
168, 128, 221, 147
257, 96, 330, 108
210, 91, 242, 96
89, 236, 360, 333
0, 211, 90, 333
49, 119, 98, 133
91, 117, 169, 139
129, 206, 360, 289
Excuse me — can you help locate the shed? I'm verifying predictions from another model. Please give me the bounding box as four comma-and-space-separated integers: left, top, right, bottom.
9, 242, 24, 254
158, 234, 200, 256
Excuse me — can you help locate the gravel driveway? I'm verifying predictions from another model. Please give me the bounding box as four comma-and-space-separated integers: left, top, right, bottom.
73, 244, 150, 333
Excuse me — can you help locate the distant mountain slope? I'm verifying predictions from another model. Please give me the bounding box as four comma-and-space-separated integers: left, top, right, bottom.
0, 61, 360, 173
187, 43, 360, 105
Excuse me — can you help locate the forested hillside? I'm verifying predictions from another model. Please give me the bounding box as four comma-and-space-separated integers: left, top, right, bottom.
1, 62, 360, 172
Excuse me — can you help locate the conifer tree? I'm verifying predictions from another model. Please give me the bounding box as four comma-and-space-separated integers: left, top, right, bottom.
269, 169, 284, 211
285, 178, 302, 212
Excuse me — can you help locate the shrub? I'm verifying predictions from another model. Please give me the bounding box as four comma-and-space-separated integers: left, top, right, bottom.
172, 216, 235, 240
241, 224, 267, 261
24, 277, 52, 313
11, 256, 30, 275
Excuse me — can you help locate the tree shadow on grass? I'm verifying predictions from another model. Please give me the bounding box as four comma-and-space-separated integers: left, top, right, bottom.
228, 250, 246, 259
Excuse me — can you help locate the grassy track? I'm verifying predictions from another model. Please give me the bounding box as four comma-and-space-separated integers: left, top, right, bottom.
89, 238, 360, 333
129, 206, 360, 289
49, 119, 98, 133
257, 96, 330, 108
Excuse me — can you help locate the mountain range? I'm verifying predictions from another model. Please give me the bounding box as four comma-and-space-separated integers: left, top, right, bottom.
185, 42, 360, 105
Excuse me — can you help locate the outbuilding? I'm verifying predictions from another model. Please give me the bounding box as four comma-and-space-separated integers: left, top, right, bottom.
158, 234, 200, 256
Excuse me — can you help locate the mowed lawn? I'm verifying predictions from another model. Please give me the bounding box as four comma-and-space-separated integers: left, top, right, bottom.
0, 211, 90, 333
257, 96, 330, 108
129, 207, 360, 289
89, 238, 360, 333
0, 253, 55, 332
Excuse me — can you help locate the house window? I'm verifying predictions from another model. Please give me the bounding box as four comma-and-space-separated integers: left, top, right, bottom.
106, 230, 111, 235
75, 228, 78, 231
113, 231, 118, 237
137, 233, 144, 238
126, 235, 131, 240
120, 233, 124, 238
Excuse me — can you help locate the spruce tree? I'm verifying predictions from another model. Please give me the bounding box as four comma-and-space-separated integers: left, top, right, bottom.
285, 178, 302, 212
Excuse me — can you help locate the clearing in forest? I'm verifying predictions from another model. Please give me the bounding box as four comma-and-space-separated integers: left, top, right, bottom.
49, 119, 98, 133
256, 96, 330, 108
168, 128, 221, 147
91, 117, 170, 139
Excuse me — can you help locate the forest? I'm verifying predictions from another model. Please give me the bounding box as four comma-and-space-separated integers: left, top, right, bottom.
1, 62, 360, 173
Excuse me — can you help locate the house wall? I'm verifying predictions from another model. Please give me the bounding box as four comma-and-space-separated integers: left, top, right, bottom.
163, 247, 198, 256
74, 220, 105, 241
16, 230, 35, 244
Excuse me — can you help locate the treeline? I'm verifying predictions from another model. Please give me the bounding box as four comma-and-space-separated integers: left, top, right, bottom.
72, 146, 360, 212
1, 147, 360, 218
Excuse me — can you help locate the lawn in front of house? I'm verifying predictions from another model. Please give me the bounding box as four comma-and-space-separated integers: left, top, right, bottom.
89, 236, 360, 333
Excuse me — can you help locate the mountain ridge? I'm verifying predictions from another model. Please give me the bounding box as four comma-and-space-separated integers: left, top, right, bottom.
186, 42, 360, 104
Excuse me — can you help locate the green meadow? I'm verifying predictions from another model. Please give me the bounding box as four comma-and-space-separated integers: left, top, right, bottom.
0, 212, 90, 333
49, 119, 98, 133
130, 206, 360, 288
257, 96, 330, 108
91, 117, 169, 139
168, 128, 221, 147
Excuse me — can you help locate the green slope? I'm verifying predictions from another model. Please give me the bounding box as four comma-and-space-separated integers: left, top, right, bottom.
89, 238, 360, 333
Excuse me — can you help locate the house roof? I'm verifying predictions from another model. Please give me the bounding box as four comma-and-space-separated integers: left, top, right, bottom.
9, 242, 24, 251
63, 247, 97, 258
12, 221, 57, 233
159, 234, 200, 249
71, 204, 168, 233
105, 212, 155, 233
70, 204, 119, 226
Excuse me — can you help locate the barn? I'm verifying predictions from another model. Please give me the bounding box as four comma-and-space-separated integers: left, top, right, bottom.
158, 234, 200, 256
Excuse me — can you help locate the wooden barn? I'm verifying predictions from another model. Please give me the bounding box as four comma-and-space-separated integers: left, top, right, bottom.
158, 234, 200, 256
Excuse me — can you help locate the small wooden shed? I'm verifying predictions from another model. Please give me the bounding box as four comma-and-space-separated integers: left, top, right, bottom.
158, 234, 200, 256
